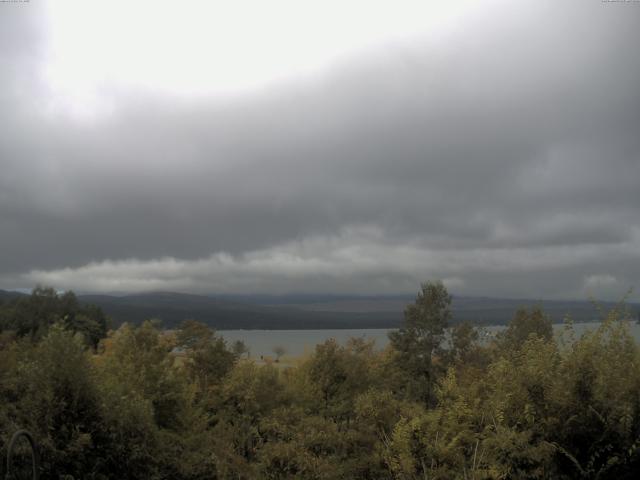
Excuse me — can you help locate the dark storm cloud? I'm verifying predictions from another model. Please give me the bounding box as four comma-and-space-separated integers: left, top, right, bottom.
1, 1, 639, 298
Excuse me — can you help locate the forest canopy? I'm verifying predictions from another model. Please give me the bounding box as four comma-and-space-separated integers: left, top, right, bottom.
1, 283, 639, 479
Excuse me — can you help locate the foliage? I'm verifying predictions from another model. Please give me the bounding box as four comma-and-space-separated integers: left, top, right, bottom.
1, 284, 640, 479
388, 281, 452, 404
0, 287, 108, 348
496, 306, 553, 352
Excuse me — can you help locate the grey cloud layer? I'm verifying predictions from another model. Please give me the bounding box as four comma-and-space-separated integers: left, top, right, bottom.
1, 1, 639, 299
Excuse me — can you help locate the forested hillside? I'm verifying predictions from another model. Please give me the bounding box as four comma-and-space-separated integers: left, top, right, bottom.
3, 289, 636, 330
77, 292, 640, 328
1, 283, 639, 479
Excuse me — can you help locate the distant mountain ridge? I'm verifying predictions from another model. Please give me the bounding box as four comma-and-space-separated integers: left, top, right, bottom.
1, 289, 637, 330
77, 291, 401, 330
0, 289, 27, 301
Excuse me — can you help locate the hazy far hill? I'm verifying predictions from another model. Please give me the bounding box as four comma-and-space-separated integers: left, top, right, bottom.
1, 289, 637, 330
0, 289, 27, 302
79, 291, 638, 329
77, 292, 402, 330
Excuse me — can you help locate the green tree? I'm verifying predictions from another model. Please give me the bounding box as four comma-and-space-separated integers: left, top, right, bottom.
273, 345, 286, 362
176, 319, 214, 349
96, 321, 212, 479
177, 320, 238, 395
302, 338, 374, 421
232, 340, 249, 358
211, 363, 287, 479
0, 324, 104, 478
388, 281, 452, 404
0, 287, 108, 348
497, 306, 553, 352
448, 321, 479, 362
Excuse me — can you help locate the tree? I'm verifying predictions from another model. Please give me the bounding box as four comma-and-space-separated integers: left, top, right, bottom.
273, 345, 286, 362
0, 287, 108, 347
496, 306, 553, 352
0, 324, 105, 478
176, 319, 214, 350
302, 338, 375, 421
449, 321, 479, 360
232, 340, 249, 358
177, 320, 238, 394
388, 280, 452, 404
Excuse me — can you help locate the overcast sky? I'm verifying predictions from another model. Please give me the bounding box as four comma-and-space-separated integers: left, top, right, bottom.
1, 0, 639, 299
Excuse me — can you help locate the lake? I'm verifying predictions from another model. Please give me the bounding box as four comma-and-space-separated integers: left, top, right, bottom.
219, 321, 640, 359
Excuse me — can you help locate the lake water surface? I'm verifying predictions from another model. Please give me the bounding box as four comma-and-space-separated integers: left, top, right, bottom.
220, 321, 640, 359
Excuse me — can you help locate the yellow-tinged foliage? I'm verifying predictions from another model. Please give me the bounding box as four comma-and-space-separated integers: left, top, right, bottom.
1, 285, 640, 479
